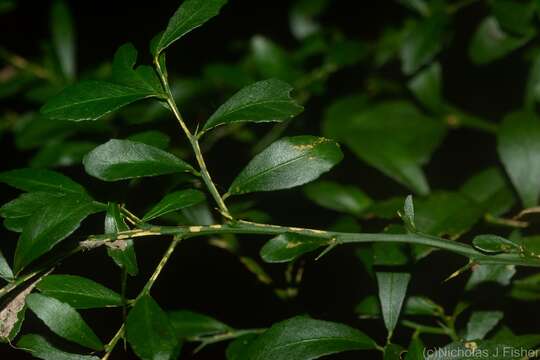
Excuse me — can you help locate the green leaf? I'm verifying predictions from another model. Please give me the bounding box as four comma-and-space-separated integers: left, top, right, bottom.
104, 203, 138, 276
303, 181, 372, 216
239, 316, 376, 360
497, 111, 540, 207
260, 233, 329, 263
460, 167, 516, 217
407, 62, 444, 113
491, 0, 535, 36
41, 80, 159, 121
401, 195, 416, 231
126, 295, 180, 360
472, 234, 520, 254
510, 273, 540, 301
397, 0, 429, 15
469, 17, 534, 64
14, 194, 104, 273
83, 139, 195, 181
376, 272, 411, 338
128, 130, 171, 150
227, 333, 259, 360
323, 101, 446, 195
465, 264, 516, 291
404, 296, 444, 317
112, 43, 163, 93
26, 294, 103, 350
168, 310, 231, 338
51, 0, 76, 79
228, 136, 343, 196
142, 189, 205, 221
201, 79, 303, 133
465, 311, 503, 340
373, 243, 408, 266
0, 168, 87, 195
154, 0, 227, 55
414, 192, 483, 238
0, 192, 64, 232
400, 12, 449, 74
36, 275, 123, 309
17, 334, 100, 360
0, 250, 13, 281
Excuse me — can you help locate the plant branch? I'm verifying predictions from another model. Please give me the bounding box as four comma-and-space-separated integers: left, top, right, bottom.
154, 59, 232, 219
0, 47, 56, 82
84, 220, 540, 267
101, 237, 182, 359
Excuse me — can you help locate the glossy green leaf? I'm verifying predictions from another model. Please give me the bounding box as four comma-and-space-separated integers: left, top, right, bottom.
142, 189, 205, 221
14, 194, 104, 272
239, 316, 376, 360
229, 136, 342, 196
465, 311, 503, 340
497, 111, 540, 207
465, 264, 516, 291
401, 195, 416, 231
83, 139, 195, 181
0, 250, 13, 281
154, 0, 227, 55
126, 295, 180, 360
260, 233, 329, 263
30, 141, 96, 168
112, 43, 163, 93
472, 234, 520, 254
168, 310, 231, 338
469, 17, 534, 64
510, 273, 540, 301
404, 296, 444, 317
323, 101, 445, 195
400, 12, 448, 74
303, 181, 372, 216
41, 81, 159, 121
227, 333, 259, 360
460, 167, 515, 217
17, 334, 99, 360
201, 79, 303, 133
37, 275, 123, 309
376, 272, 411, 337
414, 192, 483, 238
0, 192, 64, 232
0, 168, 87, 195
51, 0, 75, 79
128, 130, 171, 150
105, 203, 138, 276
26, 294, 103, 350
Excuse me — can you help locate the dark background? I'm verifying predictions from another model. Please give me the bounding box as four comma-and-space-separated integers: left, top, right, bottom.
1, 0, 537, 359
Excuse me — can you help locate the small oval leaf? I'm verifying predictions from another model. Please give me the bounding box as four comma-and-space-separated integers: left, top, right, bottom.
36, 275, 123, 309
228, 136, 343, 196
260, 233, 329, 263
26, 294, 103, 350
83, 139, 195, 181
142, 189, 205, 222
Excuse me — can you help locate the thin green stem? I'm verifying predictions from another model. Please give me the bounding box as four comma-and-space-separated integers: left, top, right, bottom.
154, 59, 232, 219
101, 237, 182, 359
85, 220, 540, 267
401, 320, 449, 336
